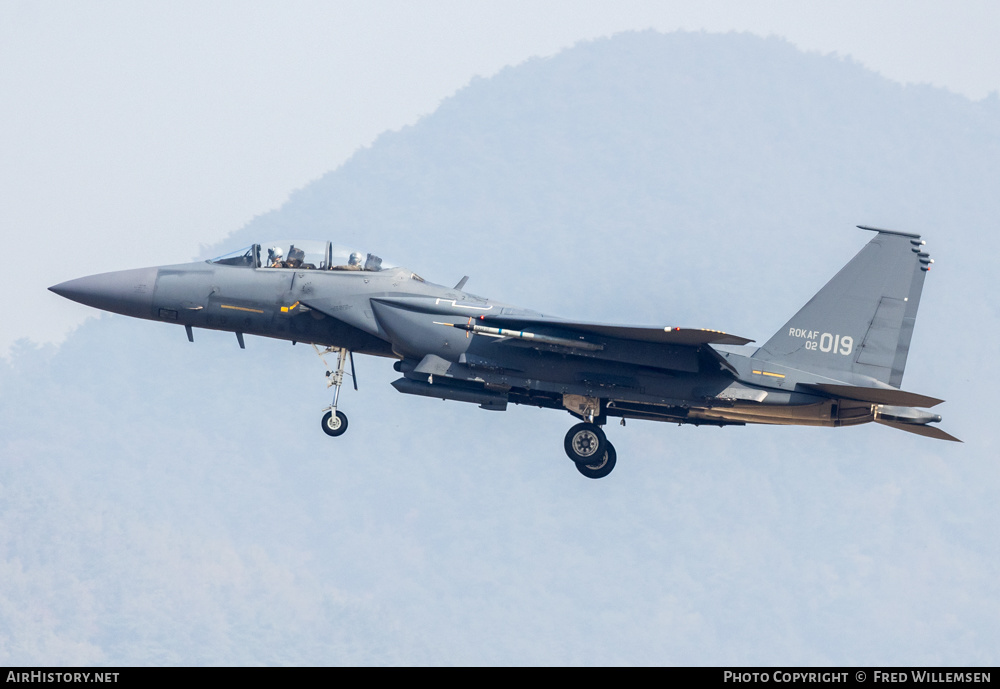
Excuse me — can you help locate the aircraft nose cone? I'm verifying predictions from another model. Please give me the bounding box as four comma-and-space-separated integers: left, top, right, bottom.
49, 267, 158, 318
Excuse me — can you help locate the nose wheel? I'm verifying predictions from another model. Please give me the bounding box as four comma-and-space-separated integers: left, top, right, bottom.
321, 409, 349, 437
314, 345, 356, 438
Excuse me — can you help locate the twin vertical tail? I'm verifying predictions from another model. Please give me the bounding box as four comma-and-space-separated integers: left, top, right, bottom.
752, 226, 933, 388
752, 226, 957, 441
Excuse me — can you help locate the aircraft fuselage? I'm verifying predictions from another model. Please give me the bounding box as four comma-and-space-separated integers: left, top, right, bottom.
50, 229, 957, 479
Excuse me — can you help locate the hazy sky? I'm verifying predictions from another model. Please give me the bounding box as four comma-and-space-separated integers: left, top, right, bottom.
3, 0, 999, 355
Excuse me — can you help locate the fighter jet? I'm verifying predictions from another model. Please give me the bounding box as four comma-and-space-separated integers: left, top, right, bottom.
49, 226, 958, 478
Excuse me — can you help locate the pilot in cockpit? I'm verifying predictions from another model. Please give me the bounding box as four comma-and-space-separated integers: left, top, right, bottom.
332, 252, 365, 271
267, 246, 285, 268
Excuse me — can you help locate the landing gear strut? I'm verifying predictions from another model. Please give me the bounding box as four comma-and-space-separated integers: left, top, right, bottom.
315, 345, 355, 437
564, 422, 617, 478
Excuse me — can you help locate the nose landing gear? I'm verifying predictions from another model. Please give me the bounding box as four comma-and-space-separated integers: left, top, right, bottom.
315, 345, 356, 437
321, 409, 348, 437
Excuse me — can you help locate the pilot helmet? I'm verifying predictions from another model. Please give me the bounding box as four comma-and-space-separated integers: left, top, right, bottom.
349, 251, 363, 266
268, 246, 284, 261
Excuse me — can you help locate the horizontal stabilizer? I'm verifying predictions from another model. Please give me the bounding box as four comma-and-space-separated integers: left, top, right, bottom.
875, 418, 962, 442
479, 315, 753, 346
800, 383, 943, 408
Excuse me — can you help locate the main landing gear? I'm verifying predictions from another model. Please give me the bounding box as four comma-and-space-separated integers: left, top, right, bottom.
564, 422, 617, 479
315, 345, 356, 437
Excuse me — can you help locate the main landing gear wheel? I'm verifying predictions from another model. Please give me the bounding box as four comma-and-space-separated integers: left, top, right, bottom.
575, 441, 617, 479
564, 422, 607, 464
321, 410, 348, 437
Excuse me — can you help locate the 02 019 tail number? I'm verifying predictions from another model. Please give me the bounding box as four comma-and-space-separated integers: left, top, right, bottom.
789, 328, 854, 356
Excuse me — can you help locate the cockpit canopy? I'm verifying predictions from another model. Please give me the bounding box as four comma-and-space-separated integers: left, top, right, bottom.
210, 241, 395, 272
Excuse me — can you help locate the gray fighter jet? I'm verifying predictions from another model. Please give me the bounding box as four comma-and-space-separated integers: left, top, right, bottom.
50, 226, 958, 478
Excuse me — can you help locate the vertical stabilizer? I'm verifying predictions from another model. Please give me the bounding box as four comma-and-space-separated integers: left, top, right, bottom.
752, 227, 933, 387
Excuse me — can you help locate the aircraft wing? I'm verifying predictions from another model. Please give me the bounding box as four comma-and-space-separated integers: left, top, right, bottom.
477, 314, 754, 346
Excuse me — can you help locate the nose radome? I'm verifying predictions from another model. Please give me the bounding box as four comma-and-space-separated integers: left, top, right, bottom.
49, 267, 158, 319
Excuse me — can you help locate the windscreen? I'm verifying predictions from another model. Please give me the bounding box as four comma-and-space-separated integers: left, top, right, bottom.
210, 246, 257, 267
